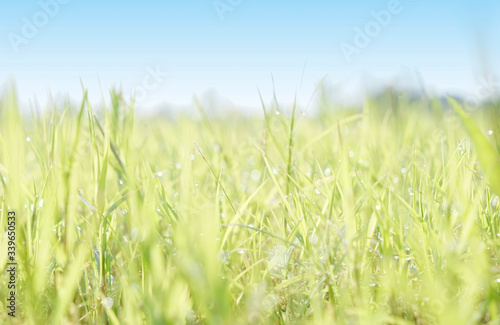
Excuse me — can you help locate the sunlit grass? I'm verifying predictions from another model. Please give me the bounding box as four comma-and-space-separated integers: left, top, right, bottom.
1, 86, 500, 324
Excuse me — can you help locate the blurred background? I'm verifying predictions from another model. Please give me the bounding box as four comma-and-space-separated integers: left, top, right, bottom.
0, 0, 499, 112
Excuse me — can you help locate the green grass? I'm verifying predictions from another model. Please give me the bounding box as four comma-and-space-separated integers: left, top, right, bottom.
1, 86, 500, 324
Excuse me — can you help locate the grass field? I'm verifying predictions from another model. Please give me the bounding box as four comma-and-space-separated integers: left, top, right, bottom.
1, 87, 500, 324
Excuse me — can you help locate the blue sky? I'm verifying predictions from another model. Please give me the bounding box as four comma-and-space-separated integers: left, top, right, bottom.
0, 0, 499, 109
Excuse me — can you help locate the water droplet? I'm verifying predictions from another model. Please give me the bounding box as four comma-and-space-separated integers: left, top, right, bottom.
491, 196, 498, 208
250, 170, 261, 181
218, 250, 230, 265
101, 297, 114, 308
26, 137, 31, 142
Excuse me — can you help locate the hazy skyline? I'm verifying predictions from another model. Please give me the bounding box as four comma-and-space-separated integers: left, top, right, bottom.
1, 0, 499, 110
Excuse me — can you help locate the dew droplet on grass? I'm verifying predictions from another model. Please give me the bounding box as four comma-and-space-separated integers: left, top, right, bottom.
218, 250, 230, 265
250, 170, 261, 181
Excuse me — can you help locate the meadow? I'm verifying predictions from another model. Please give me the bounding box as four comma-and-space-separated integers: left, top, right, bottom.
1, 87, 500, 324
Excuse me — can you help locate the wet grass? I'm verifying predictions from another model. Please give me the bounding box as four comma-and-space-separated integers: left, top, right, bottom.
1, 87, 500, 324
